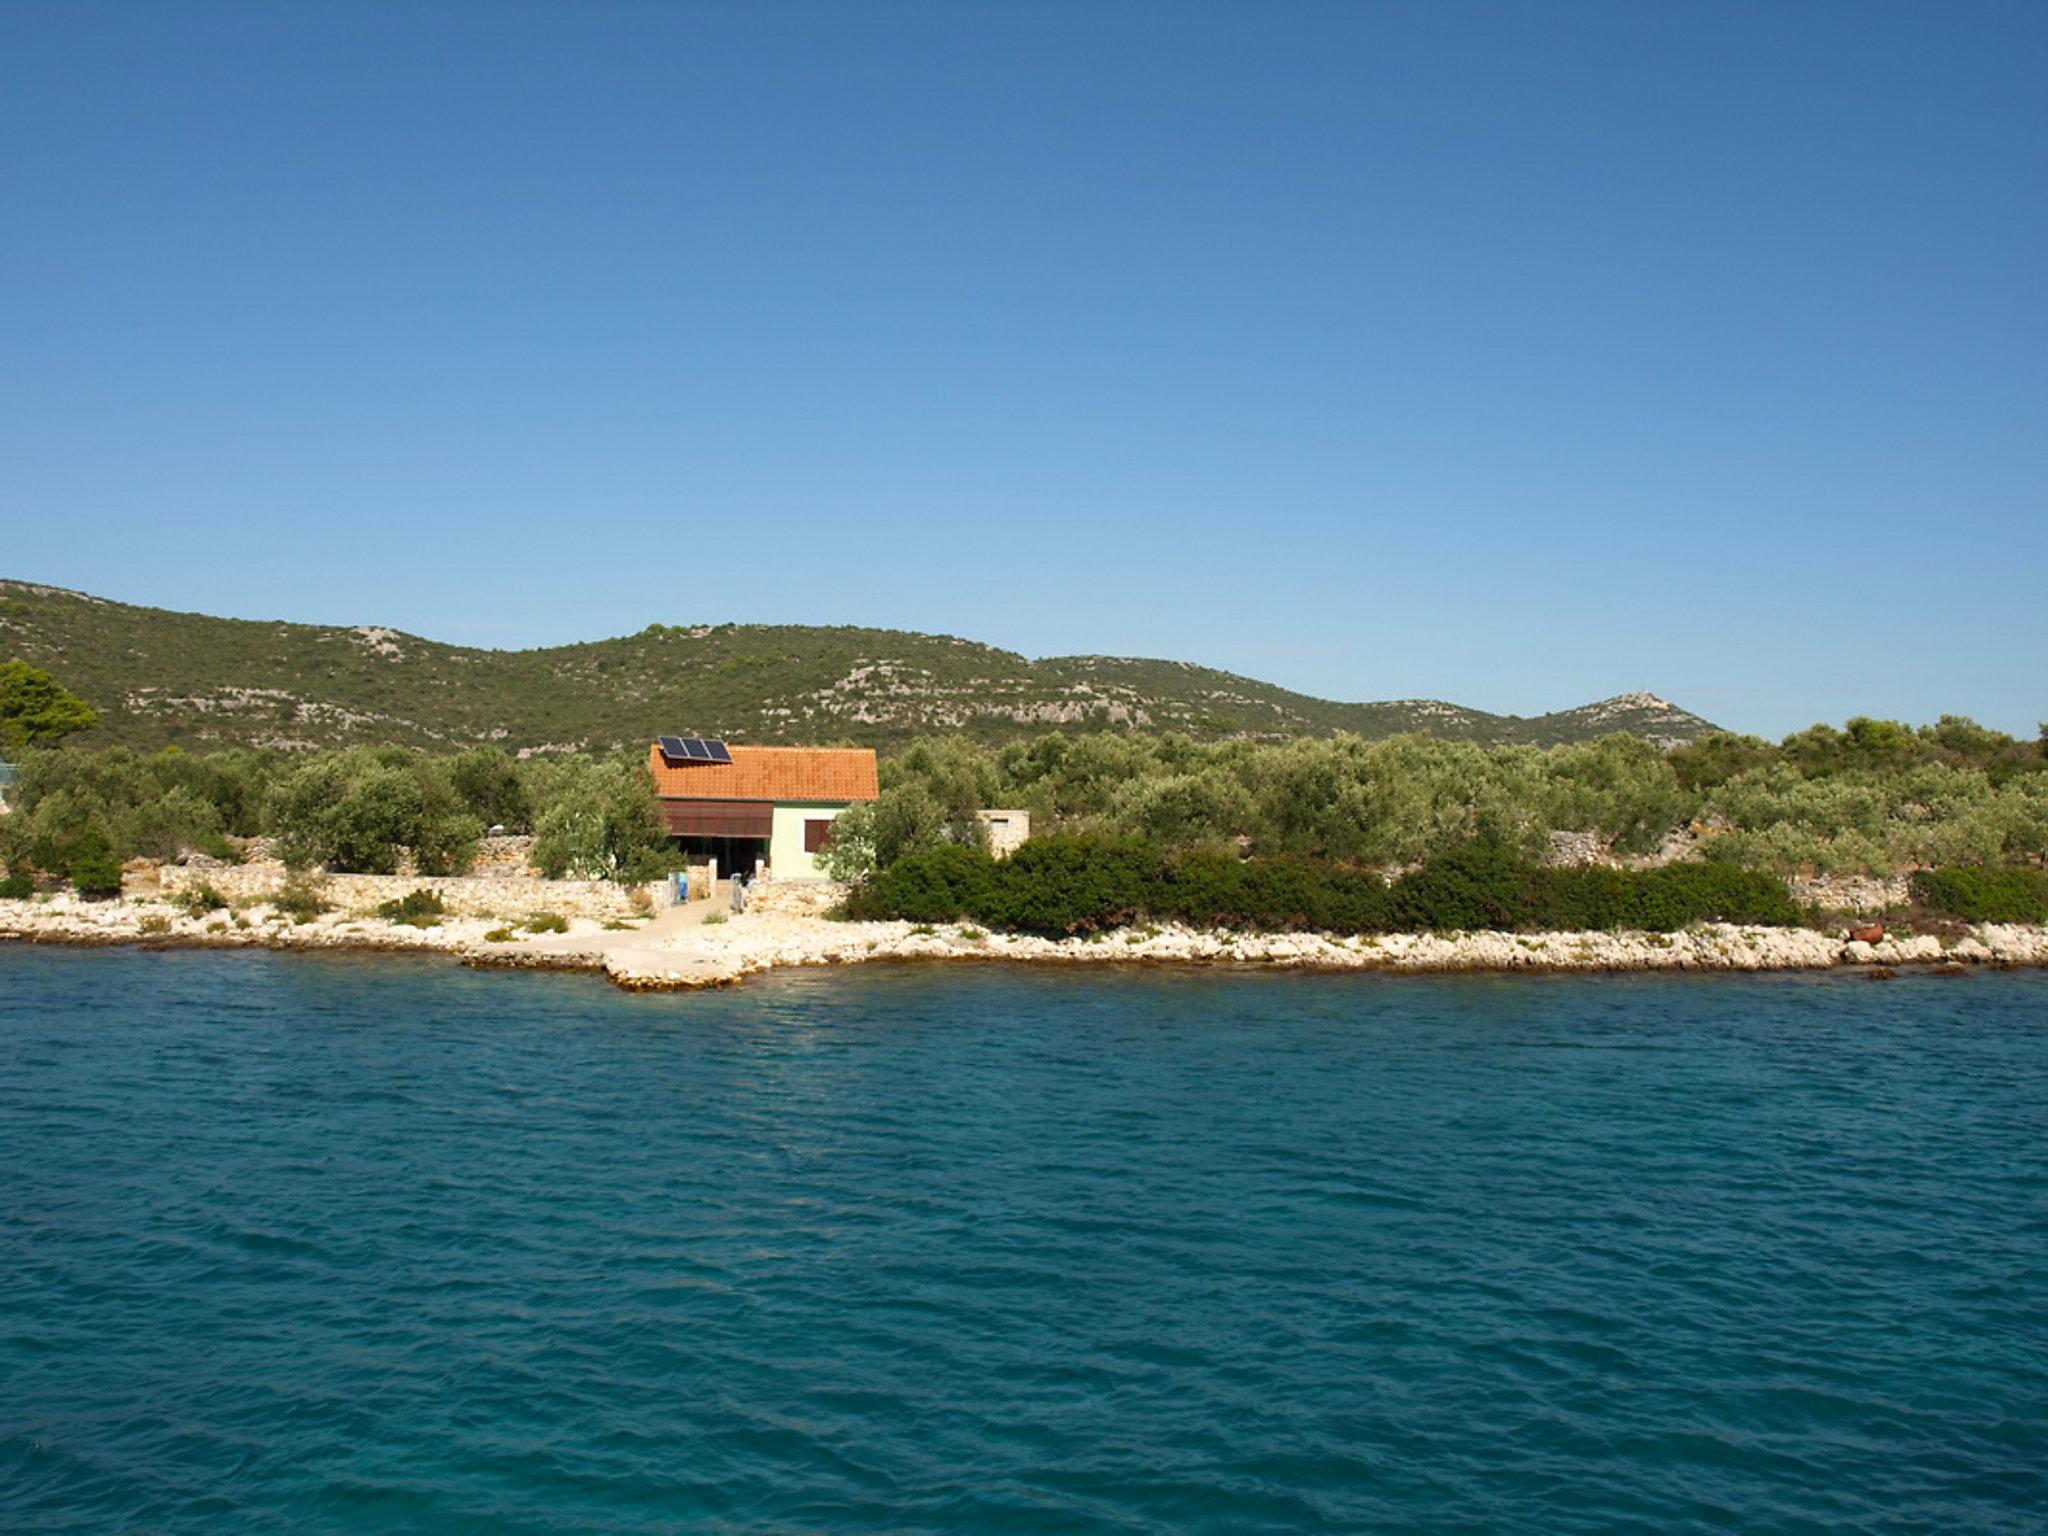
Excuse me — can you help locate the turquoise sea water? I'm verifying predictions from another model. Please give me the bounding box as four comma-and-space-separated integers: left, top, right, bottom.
2, 947, 2044, 1534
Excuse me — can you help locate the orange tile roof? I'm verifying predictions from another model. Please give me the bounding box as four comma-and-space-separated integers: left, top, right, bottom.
648, 743, 879, 803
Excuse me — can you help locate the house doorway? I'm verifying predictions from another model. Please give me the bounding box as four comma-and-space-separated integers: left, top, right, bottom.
672, 835, 769, 881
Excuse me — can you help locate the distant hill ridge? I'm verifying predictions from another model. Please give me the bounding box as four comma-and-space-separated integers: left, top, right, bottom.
0, 579, 1721, 754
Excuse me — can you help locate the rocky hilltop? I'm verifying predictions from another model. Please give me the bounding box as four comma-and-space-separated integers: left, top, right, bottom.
0, 579, 1720, 753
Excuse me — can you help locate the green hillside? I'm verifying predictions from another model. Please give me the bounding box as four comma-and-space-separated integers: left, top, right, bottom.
0, 579, 1721, 754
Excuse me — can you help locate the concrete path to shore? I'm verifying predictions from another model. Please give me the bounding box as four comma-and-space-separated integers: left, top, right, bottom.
496, 885, 749, 987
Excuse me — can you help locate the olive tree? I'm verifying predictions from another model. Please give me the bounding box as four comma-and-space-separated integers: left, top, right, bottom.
529, 758, 671, 881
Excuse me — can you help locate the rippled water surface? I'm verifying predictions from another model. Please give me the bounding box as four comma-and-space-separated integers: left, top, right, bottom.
3, 947, 2045, 1533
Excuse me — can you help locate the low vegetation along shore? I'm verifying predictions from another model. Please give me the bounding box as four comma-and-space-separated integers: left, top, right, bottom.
4, 857, 2045, 991
4, 659, 2046, 987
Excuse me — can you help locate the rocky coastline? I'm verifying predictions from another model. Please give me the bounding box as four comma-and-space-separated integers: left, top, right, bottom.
6, 881, 2046, 992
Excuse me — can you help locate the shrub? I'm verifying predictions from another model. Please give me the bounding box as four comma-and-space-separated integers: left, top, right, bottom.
856, 837, 1398, 937
376, 888, 449, 927
850, 834, 1803, 937
0, 868, 32, 900
1530, 862, 1800, 931
848, 841, 1001, 925
982, 837, 1157, 935
1389, 838, 1527, 933
483, 926, 518, 943
1909, 868, 2048, 924
524, 911, 569, 934
138, 913, 171, 936
67, 827, 123, 900
172, 881, 229, 918
1152, 848, 1393, 934
274, 874, 331, 923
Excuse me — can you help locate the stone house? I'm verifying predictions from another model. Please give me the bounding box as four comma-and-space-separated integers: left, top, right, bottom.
649, 738, 879, 881
976, 809, 1031, 857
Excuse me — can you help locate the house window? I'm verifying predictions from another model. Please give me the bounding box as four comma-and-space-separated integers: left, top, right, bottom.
803, 818, 834, 853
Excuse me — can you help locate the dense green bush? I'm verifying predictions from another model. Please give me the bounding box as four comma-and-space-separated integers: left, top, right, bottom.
850, 836, 1800, 937
1909, 868, 2048, 924
1155, 848, 1396, 933
987, 837, 1161, 934
0, 867, 34, 899
1388, 844, 1797, 933
1388, 838, 1530, 932
67, 826, 123, 899
849, 842, 1001, 924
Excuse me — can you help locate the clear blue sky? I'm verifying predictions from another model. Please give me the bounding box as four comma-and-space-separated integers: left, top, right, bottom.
3, 2, 2042, 738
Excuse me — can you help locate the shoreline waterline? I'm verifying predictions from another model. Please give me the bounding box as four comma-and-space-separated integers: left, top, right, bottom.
6, 895, 2046, 990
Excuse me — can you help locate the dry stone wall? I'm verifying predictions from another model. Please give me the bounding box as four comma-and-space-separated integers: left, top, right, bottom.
157, 862, 656, 921
1788, 875, 1913, 914
747, 880, 849, 918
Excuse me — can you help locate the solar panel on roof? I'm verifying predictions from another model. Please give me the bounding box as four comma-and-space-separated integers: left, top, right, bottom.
660, 734, 736, 766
